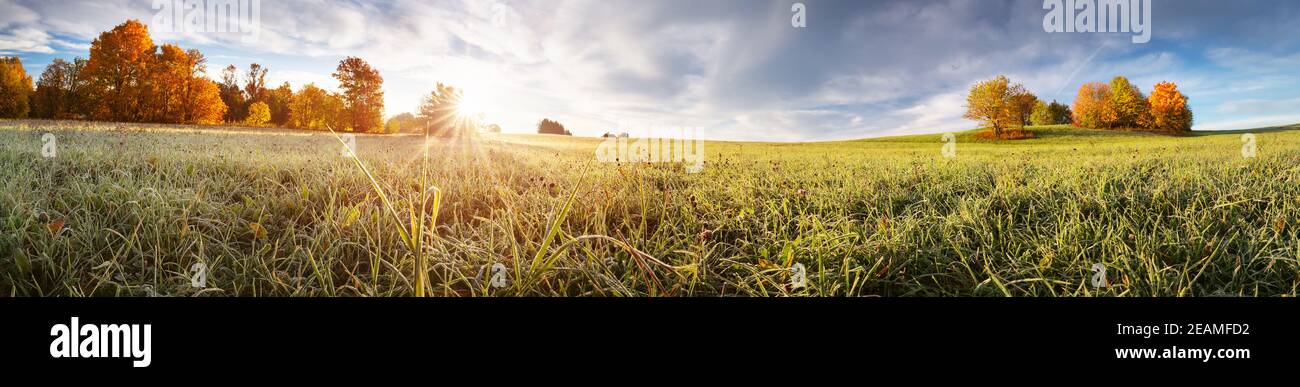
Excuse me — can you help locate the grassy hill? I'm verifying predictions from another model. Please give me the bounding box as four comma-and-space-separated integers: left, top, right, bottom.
1, 119, 1297, 296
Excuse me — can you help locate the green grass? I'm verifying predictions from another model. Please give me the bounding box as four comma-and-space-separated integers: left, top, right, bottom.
2, 119, 1298, 296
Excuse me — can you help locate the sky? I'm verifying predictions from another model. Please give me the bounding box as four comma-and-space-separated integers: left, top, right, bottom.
2, 0, 1299, 141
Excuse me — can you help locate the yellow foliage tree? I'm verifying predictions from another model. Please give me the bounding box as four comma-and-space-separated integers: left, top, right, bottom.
1106, 76, 1150, 129
964, 75, 1034, 138
0, 57, 33, 118
245, 101, 271, 126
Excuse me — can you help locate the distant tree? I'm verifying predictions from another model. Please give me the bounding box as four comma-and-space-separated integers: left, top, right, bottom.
1012, 92, 1039, 126
150, 45, 193, 123
289, 83, 344, 130
81, 20, 156, 122
244, 63, 269, 105
219, 64, 246, 123
333, 57, 384, 133
1072, 82, 1111, 129
1029, 100, 1053, 126
1047, 100, 1072, 124
33, 58, 74, 118
1147, 81, 1193, 133
418, 83, 471, 137
245, 101, 270, 126
267, 82, 293, 126
0, 57, 35, 118
537, 118, 570, 135
1106, 76, 1150, 129
385, 112, 421, 134
186, 78, 226, 125
963, 75, 1033, 138
484, 123, 502, 133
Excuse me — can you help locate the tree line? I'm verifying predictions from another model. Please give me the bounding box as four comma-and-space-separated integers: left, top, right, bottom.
0, 20, 388, 133
965, 74, 1193, 139
0, 19, 541, 138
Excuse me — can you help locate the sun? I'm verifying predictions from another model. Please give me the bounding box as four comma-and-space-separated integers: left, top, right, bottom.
455, 90, 490, 118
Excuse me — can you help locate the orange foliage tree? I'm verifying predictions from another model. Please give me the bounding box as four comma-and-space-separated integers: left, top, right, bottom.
1071, 82, 1112, 129
333, 57, 384, 133
1147, 81, 1193, 133
79, 20, 225, 124
81, 20, 155, 122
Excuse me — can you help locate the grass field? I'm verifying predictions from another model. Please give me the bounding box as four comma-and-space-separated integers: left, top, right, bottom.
2, 119, 1298, 296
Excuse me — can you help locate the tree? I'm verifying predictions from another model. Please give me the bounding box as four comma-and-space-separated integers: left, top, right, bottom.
1147, 81, 1192, 133
1047, 100, 1072, 124
1, 57, 35, 118
385, 112, 421, 134
81, 20, 156, 122
484, 123, 502, 133
963, 75, 1034, 138
1012, 92, 1039, 126
333, 57, 384, 133
537, 118, 570, 135
244, 63, 268, 105
151, 44, 194, 123
418, 83, 467, 137
1030, 100, 1073, 126
1029, 100, 1053, 126
33, 58, 72, 118
219, 65, 246, 123
267, 82, 293, 126
1106, 76, 1150, 129
186, 78, 227, 125
1071, 82, 1111, 129
289, 83, 344, 130
245, 101, 270, 126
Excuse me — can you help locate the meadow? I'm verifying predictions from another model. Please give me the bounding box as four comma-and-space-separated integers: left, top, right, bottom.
2, 119, 1297, 297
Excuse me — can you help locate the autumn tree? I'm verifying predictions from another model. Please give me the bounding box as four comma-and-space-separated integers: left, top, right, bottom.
333, 57, 384, 133
0, 57, 35, 118
1106, 76, 1150, 129
1147, 81, 1192, 133
386, 112, 421, 134
1012, 92, 1039, 126
33, 58, 87, 119
185, 78, 227, 125
219, 64, 246, 123
1030, 100, 1053, 126
81, 20, 156, 122
1071, 82, 1111, 129
244, 63, 268, 105
963, 75, 1034, 138
289, 83, 344, 130
537, 118, 570, 135
267, 82, 293, 126
418, 83, 466, 137
1031, 100, 1073, 126
245, 101, 270, 126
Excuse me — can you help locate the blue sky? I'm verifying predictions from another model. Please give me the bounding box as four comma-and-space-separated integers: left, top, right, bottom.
2, 0, 1299, 141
